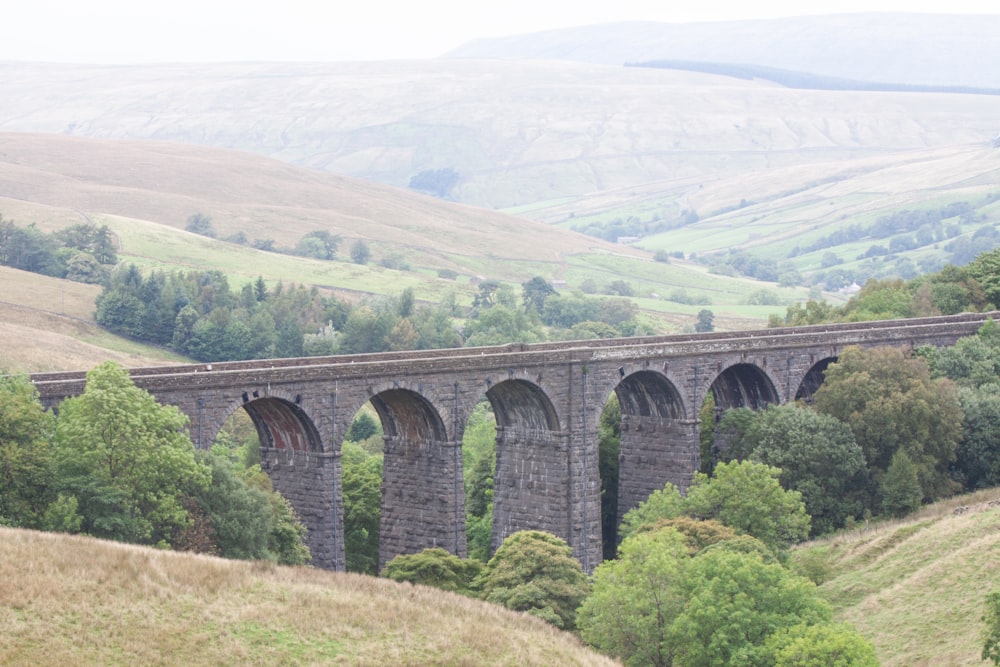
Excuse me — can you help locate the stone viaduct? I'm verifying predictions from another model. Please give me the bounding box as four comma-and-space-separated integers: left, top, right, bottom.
30, 312, 996, 572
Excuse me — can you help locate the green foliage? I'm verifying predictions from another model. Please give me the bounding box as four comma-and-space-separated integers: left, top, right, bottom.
0, 373, 56, 528
189, 450, 272, 559
955, 385, 1000, 489
478, 530, 590, 630
408, 168, 459, 198
295, 230, 340, 260
579, 525, 834, 667
764, 622, 879, 666
814, 345, 963, 507
682, 460, 811, 553
598, 396, 621, 560
349, 239, 371, 265
463, 304, 543, 346
341, 441, 382, 574
617, 482, 682, 543
743, 403, 867, 535
52, 361, 211, 546
346, 412, 380, 442
185, 212, 216, 238
984, 590, 1000, 665
521, 276, 556, 314
638, 517, 737, 555
578, 527, 690, 667
881, 449, 922, 517
694, 308, 713, 332
381, 547, 484, 596
669, 548, 831, 667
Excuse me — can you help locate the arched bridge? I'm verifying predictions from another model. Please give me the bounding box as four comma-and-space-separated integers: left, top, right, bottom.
30, 312, 995, 571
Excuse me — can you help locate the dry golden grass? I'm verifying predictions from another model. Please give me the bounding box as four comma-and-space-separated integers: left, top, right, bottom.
793, 488, 1000, 667
0, 528, 617, 666
0, 266, 186, 372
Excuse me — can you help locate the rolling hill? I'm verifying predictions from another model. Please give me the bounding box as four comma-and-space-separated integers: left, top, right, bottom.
0, 527, 615, 666
1, 54, 998, 212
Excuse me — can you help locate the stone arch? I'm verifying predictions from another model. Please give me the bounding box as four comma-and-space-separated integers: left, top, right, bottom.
236, 393, 342, 572
485, 378, 561, 431
484, 378, 570, 555
369, 388, 448, 443
614, 370, 686, 420
611, 370, 694, 547
709, 362, 780, 410
241, 395, 324, 452
794, 357, 837, 403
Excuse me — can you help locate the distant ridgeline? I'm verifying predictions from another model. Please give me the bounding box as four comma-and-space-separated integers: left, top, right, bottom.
628, 61, 1000, 96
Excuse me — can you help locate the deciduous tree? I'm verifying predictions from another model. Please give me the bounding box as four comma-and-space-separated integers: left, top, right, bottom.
52, 361, 210, 546
478, 530, 590, 630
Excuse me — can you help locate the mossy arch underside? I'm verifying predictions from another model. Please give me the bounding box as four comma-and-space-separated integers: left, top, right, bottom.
613, 370, 693, 526
485, 379, 570, 553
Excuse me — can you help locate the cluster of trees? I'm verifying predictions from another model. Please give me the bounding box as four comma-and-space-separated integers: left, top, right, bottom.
791, 202, 972, 258
0, 362, 310, 565
380, 461, 877, 665
0, 216, 117, 283
770, 249, 1000, 327
702, 325, 1000, 536
95, 267, 648, 363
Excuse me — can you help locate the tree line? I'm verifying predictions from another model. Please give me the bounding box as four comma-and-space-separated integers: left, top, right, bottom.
0, 215, 117, 283
93, 266, 649, 363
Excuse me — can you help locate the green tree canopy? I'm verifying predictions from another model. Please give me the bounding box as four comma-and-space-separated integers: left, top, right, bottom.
477, 530, 590, 630
381, 547, 483, 596
578, 527, 690, 667
52, 361, 211, 546
670, 548, 831, 667
764, 622, 878, 666
579, 525, 833, 667
682, 460, 811, 553
742, 403, 867, 536
0, 373, 56, 528
813, 345, 963, 507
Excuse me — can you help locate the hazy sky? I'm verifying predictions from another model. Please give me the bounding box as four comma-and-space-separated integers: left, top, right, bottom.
5, 0, 1000, 64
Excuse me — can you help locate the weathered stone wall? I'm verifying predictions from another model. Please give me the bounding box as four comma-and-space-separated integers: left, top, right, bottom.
492, 427, 570, 551
617, 415, 699, 521
261, 446, 344, 570
380, 436, 465, 570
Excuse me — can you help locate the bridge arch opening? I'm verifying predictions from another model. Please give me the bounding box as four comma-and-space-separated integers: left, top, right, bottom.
242, 396, 323, 452
709, 362, 780, 411
795, 357, 837, 403
701, 363, 781, 474
606, 370, 688, 559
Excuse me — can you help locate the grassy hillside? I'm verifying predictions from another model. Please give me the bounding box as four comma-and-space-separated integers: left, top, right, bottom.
791, 488, 1000, 666
0, 132, 817, 362
541, 143, 1000, 285
0, 528, 616, 666
0, 266, 187, 372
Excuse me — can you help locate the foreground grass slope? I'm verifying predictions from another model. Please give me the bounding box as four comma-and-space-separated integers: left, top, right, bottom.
0, 528, 616, 666
793, 488, 1000, 666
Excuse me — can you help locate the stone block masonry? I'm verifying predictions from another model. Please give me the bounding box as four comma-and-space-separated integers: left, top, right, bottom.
30, 312, 997, 571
